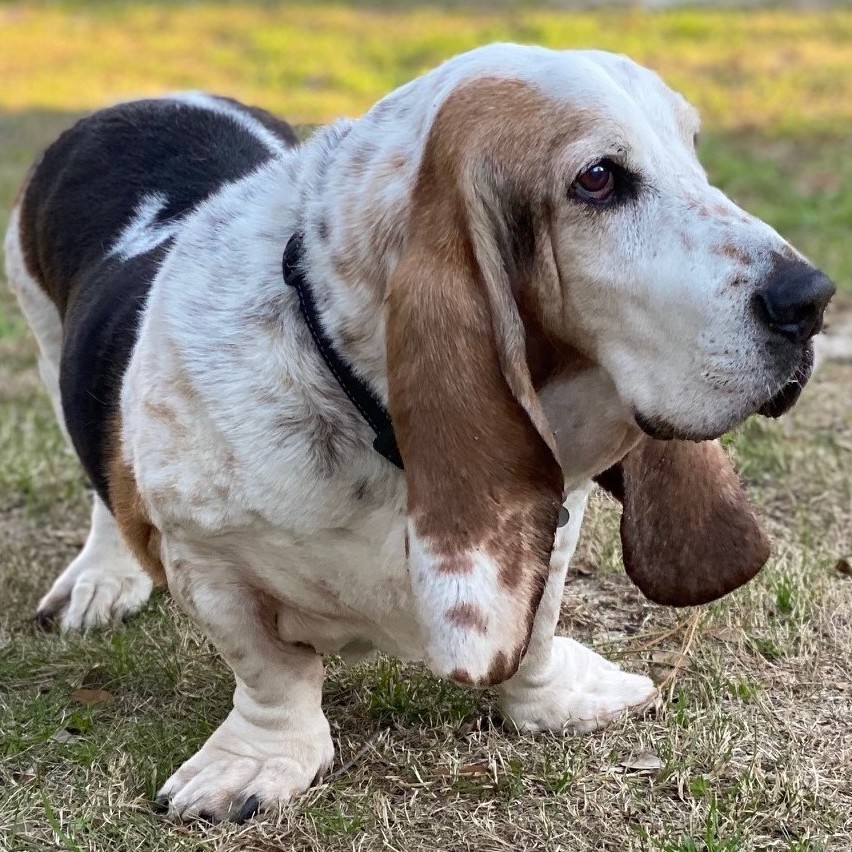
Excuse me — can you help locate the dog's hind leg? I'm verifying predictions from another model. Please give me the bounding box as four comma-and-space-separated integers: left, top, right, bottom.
35, 494, 154, 631
5, 205, 153, 630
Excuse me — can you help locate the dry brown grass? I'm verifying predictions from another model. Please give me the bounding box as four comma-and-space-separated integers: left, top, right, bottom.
1, 351, 850, 851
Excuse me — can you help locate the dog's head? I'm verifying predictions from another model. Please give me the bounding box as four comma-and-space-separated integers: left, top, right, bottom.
378, 45, 832, 683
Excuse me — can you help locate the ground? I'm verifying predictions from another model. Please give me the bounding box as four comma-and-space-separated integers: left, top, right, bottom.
0, 3, 850, 851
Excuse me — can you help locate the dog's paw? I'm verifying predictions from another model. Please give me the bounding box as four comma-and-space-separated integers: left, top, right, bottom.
35, 554, 153, 632
156, 714, 335, 822
499, 637, 657, 733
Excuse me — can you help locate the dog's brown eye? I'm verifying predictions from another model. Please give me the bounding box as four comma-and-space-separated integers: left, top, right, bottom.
573, 162, 615, 203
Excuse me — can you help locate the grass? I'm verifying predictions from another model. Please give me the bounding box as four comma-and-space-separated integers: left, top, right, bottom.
1, 2, 851, 850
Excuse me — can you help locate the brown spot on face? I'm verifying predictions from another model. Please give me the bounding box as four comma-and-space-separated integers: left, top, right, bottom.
317, 218, 330, 242
353, 479, 370, 502
446, 603, 488, 635
107, 412, 166, 586
716, 242, 751, 267
706, 201, 736, 222
778, 243, 800, 262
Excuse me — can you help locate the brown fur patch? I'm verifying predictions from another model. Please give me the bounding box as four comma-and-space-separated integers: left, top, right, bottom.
106, 412, 166, 586
486, 651, 513, 686
449, 668, 474, 685
717, 243, 751, 266
142, 398, 181, 429
436, 555, 474, 575
446, 603, 489, 635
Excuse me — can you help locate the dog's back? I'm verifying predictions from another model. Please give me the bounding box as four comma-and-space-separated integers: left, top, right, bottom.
10, 94, 297, 503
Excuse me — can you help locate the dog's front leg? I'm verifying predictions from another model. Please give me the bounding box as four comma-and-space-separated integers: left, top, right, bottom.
498, 486, 657, 732
155, 552, 334, 822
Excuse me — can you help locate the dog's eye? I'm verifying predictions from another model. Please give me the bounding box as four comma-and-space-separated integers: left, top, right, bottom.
572, 161, 616, 204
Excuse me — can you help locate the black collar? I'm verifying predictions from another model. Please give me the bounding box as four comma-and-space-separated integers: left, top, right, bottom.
283, 233, 403, 469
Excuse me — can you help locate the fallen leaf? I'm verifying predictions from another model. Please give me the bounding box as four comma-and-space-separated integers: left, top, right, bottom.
650, 650, 690, 669
709, 626, 743, 643
650, 666, 677, 686
14, 765, 37, 786
51, 729, 77, 744
619, 751, 663, 774
457, 761, 491, 778
432, 761, 491, 779
71, 688, 112, 706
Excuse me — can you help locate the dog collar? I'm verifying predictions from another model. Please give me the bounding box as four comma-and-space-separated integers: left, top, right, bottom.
283, 233, 403, 469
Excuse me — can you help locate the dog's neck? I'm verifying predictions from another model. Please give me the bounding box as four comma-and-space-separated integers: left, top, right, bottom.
287, 113, 415, 400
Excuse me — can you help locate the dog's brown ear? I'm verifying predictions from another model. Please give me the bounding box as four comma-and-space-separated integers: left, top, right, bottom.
596, 438, 770, 606
386, 89, 563, 687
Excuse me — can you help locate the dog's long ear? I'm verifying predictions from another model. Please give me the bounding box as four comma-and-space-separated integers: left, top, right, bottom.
596, 438, 770, 606
386, 101, 563, 687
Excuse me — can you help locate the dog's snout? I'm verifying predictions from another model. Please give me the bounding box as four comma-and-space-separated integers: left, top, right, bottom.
753, 254, 835, 344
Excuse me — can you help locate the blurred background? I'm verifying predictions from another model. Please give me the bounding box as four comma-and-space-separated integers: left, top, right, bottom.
0, 1, 850, 292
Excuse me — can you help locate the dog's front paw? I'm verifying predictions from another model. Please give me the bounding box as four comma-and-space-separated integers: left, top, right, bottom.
156, 711, 335, 822
499, 637, 657, 733
36, 554, 153, 632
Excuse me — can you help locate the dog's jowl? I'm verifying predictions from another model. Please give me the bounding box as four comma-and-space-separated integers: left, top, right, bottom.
6, 46, 833, 821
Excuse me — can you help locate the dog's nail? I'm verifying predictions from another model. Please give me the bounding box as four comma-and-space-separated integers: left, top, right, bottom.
236, 794, 261, 823
152, 794, 170, 813
33, 610, 55, 630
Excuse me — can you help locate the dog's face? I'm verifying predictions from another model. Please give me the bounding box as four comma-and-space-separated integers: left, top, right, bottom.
537, 50, 833, 441
381, 45, 832, 685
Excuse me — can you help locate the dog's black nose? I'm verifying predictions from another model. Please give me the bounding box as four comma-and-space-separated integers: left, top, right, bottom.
754, 254, 835, 344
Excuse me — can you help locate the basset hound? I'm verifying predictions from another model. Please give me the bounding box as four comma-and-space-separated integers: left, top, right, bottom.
6, 44, 833, 822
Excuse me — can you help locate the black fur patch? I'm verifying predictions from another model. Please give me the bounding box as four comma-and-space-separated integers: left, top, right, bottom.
19, 95, 298, 505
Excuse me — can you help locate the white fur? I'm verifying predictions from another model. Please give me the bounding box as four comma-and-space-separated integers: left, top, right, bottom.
13, 45, 816, 819
108, 192, 183, 261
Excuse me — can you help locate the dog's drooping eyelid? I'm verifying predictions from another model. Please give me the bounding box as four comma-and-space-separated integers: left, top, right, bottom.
568, 159, 641, 208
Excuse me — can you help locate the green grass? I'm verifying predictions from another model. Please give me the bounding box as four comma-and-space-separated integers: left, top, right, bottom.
0, 3, 851, 851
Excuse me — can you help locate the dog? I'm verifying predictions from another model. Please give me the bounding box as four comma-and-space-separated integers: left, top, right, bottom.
6, 44, 833, 821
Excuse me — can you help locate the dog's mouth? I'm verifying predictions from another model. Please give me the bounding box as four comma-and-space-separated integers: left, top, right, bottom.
635, 341, 815, 441
756, 341, 814, 419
